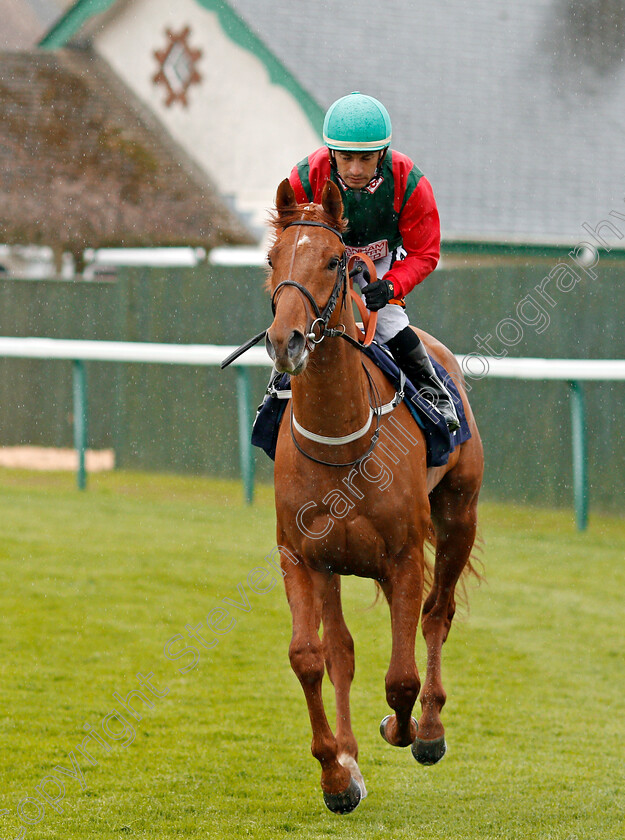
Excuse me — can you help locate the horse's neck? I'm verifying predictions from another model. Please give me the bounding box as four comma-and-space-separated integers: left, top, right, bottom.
290, 332, 370, 437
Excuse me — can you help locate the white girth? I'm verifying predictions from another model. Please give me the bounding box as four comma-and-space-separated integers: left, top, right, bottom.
280, 370, 405, 446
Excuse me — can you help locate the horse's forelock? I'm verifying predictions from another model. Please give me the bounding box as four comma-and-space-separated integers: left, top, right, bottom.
265, 202, 347, 291
269, 202, 347, 237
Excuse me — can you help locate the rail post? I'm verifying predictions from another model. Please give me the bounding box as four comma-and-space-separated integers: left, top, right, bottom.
569, 380, 588, 531
236, 365, 255, 504
72, 359, 88, 490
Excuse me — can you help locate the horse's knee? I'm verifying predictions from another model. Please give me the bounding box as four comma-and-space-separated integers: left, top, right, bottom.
421, 599, 455, 639
385, 670, 420, 710
289, 639, 325, 686
326, 655, 354, 686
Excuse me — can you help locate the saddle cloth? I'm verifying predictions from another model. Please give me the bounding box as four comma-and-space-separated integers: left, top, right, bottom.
251, 341, 471, 467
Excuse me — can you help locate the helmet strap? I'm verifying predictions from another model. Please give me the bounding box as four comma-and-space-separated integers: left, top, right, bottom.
376, 147, 388, 176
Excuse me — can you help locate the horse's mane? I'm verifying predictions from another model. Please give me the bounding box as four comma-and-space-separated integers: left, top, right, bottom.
265, 202, 348, 291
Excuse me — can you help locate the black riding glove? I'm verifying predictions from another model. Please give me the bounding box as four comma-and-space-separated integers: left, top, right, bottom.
362, 278, 395, 311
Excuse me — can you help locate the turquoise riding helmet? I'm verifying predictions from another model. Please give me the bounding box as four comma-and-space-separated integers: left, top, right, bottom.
323, 92, 392, 152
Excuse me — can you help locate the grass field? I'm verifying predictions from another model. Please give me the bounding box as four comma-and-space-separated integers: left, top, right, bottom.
1, 468, 624, 840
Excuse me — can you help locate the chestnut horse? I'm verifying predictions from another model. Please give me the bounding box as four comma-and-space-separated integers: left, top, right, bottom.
265, 178, 483, 814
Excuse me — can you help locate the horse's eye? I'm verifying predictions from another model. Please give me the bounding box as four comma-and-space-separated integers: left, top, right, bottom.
327, 257, 339, 271
267, 256, 273, 268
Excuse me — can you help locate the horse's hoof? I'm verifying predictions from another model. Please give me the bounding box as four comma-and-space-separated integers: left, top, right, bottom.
411, 735, 447, 765
379, 714, 418, 746
338, 753, 367, 799
323, 776, 362, 814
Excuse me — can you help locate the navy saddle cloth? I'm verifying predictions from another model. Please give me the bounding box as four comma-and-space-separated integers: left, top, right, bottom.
251, 341, 471, 467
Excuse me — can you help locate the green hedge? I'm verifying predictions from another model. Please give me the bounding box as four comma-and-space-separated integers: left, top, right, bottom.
0, 257, 622, 513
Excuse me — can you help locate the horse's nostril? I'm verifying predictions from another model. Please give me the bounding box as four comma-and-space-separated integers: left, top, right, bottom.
287, 330, 306, 360
265, 333, 276, 361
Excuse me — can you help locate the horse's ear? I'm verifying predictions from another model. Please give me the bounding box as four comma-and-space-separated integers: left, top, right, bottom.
321, 180, 343, 222
276, 179, 298, 216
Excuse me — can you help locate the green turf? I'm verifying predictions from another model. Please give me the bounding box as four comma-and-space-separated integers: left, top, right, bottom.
1, 468, 623, 839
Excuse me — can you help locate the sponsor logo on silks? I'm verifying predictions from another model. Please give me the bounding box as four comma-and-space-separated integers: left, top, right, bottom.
336, 174, 385, 195
363, 175, 384, 194
345, 240, 389, 261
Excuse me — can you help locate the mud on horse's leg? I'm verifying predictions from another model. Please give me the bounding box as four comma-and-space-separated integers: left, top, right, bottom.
379, 547, 424, 749
282, 551, 362, 814
415, 487, 479, 765
322, 575, 367, 799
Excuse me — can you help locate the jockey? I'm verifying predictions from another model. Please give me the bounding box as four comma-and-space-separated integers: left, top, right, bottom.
289, 91, 460, 431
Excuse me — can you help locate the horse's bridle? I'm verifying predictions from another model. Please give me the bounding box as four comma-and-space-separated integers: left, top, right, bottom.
220, 218, 364, 369
268, 219, 401, 468
270, 220, 348, 345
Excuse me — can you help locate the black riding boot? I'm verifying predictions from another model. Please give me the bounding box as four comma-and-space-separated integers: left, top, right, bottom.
385, 326, 460, 431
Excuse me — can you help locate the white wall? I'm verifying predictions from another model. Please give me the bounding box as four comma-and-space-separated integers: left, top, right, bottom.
94, 0, 321, 241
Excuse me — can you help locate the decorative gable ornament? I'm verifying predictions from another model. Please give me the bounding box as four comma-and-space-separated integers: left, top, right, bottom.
153, 26, 202, 107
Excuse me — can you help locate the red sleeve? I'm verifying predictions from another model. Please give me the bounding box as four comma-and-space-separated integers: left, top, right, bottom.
289, 165, 309, 203
385, 175, 440, 299
288, 148, 332, 203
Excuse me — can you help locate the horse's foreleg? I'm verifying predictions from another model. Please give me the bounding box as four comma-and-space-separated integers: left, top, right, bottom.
322, 575, 366, 798
416, 488, 479, 765
379, 549, 424, 748
282, 552, 361, 813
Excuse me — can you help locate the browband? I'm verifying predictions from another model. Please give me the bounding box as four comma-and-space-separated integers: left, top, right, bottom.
282, 219, 344, 243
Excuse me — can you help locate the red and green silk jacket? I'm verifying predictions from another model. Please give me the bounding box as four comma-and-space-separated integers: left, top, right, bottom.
289, 147, 440, 299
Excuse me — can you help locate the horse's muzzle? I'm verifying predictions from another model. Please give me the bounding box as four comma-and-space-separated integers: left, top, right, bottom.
265, 328, 309, 374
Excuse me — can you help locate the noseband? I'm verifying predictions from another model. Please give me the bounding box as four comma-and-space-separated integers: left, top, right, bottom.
270, 220, 347, 344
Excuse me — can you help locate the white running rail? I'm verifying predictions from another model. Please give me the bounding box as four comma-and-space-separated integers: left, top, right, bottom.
0, 337, 623, 528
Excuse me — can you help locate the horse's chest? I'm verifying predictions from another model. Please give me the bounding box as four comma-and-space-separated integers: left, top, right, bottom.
289, 491, 412, 578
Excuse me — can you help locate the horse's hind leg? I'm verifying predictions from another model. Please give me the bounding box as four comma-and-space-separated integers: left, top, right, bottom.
415, 481, 480, 765
322, 575, 366, 798
282, 551, 361, 814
